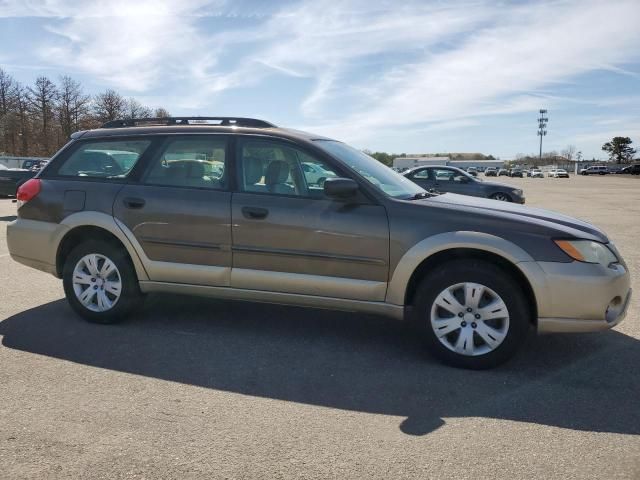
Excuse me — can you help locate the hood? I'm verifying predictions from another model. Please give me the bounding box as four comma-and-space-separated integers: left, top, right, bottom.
424, 193, 608, 242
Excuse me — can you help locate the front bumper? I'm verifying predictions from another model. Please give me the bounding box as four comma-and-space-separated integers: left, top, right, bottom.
533, 259, 631, 333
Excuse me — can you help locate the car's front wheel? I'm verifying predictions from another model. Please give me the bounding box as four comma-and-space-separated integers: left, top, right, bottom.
62, 240, 141, 324
412, 259, 531, 369
490, 192, 512, 202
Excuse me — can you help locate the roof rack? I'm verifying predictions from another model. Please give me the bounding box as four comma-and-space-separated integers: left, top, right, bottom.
101, 117, 277, 129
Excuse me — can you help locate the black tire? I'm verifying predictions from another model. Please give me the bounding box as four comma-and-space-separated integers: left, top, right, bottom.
490, 192, 512, 202
62, 240, 141, 324
410, 259, 532, 369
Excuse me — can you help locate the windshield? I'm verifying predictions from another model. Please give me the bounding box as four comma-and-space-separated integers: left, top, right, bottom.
314, 140, 425, 199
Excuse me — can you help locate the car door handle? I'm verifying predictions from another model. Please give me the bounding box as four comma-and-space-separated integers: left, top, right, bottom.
242, 206, 269, 219
123, 197, 146, 209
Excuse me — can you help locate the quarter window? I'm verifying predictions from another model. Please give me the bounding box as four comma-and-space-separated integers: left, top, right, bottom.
144, 137, 227, 189
57, 140, 150, 178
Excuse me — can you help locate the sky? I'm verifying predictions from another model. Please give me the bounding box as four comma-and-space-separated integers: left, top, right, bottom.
0, 0, 639, 160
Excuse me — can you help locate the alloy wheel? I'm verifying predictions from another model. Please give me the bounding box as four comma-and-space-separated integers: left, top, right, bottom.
72, 253, 122, 312
430, 282, 510, 356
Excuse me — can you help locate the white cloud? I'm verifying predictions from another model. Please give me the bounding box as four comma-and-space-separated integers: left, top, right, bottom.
2, 0, 640, 156
307, 0, 640, 140
3, 0, 228, 91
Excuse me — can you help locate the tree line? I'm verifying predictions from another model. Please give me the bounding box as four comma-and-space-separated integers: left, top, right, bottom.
0, 67, 170, 157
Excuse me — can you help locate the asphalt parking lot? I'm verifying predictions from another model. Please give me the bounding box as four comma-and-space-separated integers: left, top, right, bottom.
1, 175, 639, 479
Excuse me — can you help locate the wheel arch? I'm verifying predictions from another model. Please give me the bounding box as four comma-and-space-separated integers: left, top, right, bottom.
55, 212, 148, 281
387, 232, 543, 324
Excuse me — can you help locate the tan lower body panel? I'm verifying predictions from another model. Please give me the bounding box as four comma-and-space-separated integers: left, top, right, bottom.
139, 281, 404, 320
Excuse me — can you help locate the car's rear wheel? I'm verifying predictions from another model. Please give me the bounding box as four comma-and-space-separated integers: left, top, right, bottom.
62, 240, 141, 324
412, 259, 531, 369
490, 192, 511, 202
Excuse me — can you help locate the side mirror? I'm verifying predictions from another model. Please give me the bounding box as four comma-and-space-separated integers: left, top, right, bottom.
323, 177, 359, 198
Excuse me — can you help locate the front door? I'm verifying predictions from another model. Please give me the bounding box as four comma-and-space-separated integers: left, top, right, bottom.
113, 135, 232, 286
428, 167, 471, 195
231, 138, 389, 301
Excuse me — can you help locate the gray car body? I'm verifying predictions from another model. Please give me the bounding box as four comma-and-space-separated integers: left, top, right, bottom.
402, 166, 525, 203
7, 124, 631, 333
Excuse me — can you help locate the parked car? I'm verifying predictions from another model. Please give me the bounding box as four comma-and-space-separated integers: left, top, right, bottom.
21, 159, 48, 172
7, 116, 631, 369
403, 165, 524, 203
581, 166, 609, 175
0, 164, 37, 197
302, 161, 336, 185
549, 169, 569, 178
466, 167, 478, 177
497, 168, 509, 176
508, 169, 524, 178
620, 164, 640, 175
529, 169, 544, 178
484, 167, 498, 177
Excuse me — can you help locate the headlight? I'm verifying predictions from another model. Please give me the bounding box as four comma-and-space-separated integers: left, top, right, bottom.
513, 189, 523, 196
554, 240, 618, 266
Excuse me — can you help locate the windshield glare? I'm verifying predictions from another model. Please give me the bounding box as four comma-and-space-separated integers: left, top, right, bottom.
314, 140, 425, 199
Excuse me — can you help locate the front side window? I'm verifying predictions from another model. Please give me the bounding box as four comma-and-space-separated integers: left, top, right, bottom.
239, 140, 339, 197
144, 136, 227, 189
314, 140, 424, 199
58, 139, 151, 178
411, 169, 431, 179
433, 168, 472, 183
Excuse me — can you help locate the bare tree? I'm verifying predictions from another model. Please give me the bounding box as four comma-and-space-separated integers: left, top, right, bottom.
0, 68, 17, 153
154, 107, 171, 118
93, 89, 126, 123
28, 76, 58, 155
14, 84, 31, 156
124, 98, 153, 119
561, 145, 577, 162
57, 75, 90, 139
0, 67, 181, 155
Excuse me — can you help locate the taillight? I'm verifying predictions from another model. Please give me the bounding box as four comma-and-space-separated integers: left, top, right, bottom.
16, 178, 41, 204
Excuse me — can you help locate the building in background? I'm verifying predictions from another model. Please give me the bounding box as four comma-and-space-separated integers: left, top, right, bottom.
393, 156, 504, 171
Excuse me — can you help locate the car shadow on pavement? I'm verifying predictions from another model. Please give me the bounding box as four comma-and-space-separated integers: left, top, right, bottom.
1, 295, 639, 436
0, 215, 17, 222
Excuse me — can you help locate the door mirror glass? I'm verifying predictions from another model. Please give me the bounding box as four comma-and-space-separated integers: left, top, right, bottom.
324, 177, 359, 198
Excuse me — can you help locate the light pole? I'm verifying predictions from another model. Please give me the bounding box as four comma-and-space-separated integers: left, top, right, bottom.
537, 109, 548, 160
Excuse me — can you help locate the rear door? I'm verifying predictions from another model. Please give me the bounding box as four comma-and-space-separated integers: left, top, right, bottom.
231, 137, 389, 301
113, 135, 232, 286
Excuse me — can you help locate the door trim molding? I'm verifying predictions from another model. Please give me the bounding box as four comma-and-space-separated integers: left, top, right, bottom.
232, 245, 386, 266
231, 268, 387, 301
140, 236, 221, 250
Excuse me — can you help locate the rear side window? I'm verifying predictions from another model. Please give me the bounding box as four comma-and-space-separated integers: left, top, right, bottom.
144, 136, 227, 190
57, 140, 151, 178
